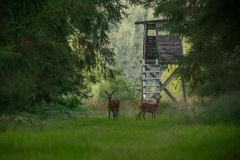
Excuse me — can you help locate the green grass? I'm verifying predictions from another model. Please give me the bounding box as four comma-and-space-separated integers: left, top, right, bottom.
1, 115, 240, 160
1, 92, 240, 159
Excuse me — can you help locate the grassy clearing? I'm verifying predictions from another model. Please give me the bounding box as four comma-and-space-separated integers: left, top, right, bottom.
0, 115, 240, 160
1, 92, 240, 160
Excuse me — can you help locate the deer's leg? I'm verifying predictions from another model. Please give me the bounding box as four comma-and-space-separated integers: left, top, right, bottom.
143, 112, 146, 119
109, 110, 110, 119
138, 110, 143, 120
116, 109, 118, 118
153, 112, 156, 120
112, 110, 116, 119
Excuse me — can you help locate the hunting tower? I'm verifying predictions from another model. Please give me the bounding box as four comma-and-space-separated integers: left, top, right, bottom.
135, 20, 186, 102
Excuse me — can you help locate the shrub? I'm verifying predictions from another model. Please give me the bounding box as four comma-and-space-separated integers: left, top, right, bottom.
191, 92, 240, 124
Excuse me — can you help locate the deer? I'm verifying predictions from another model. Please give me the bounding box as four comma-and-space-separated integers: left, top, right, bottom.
105, 91, 120, 119
138, 95, 162, 120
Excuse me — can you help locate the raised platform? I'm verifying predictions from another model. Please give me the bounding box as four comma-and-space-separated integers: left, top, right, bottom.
140, 59, 181, 65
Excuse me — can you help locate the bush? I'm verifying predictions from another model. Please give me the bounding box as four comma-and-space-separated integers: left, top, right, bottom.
55, 95, 82, 109
191, 92, 240, 124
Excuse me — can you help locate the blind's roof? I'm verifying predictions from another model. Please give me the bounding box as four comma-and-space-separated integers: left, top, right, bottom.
135, 19, 168, 25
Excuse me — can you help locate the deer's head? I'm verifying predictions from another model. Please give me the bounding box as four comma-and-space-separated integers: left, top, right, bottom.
105, 91, 115, 99
153, 95, 162, 102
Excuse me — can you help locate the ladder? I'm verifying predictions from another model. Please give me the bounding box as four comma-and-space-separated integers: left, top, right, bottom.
142, 59, 160, 102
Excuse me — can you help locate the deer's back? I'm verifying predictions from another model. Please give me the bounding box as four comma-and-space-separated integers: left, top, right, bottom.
108, 99, 120, 110
141, 103, 158, 112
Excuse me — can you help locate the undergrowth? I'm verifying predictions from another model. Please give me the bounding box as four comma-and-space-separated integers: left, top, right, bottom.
1, 92, 240, 132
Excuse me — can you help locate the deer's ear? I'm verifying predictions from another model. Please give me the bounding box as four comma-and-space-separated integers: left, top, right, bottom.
160, 95, 162, 99
111, 91, 115, 94
105, 91, 108, 94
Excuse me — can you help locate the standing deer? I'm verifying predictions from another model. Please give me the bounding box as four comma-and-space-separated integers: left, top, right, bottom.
105, 91, 120, 119
138, 95, 162, 120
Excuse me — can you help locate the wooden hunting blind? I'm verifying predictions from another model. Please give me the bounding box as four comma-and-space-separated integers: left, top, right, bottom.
135, 20, 186, 102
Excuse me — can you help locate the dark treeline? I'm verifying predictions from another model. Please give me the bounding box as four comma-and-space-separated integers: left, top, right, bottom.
0, 0, 128, 110
1, 0, 240, 112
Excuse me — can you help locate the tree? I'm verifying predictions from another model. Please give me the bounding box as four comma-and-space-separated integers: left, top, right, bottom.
0, 0, 128, 110
129, 0, 240, 96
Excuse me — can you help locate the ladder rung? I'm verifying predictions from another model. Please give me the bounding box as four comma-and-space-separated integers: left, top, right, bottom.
142, 64, 159, 66
143, 85, 160, 87
143, 78, 159, 80
143, 91, 160, 94
143, 98, 155, 101
142, 71, 159, 73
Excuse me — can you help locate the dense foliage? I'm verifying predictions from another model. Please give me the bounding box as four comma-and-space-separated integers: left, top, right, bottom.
2, 0, 240, 112
0, 0, 128, 110
129, 0, 240, 96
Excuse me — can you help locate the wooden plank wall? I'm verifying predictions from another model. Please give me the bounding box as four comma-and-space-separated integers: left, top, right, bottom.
156, 35, 182, 62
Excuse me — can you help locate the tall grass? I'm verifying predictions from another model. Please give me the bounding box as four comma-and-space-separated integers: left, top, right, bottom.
84, 92, 240, 124
182, 92, 240, 124
83, 96, 141, 118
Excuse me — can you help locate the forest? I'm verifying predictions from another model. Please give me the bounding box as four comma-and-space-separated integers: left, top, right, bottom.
1, 0, 239, 109
0, 0, 240, 159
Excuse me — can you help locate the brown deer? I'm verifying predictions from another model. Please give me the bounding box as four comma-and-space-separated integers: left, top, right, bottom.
105, 91, 120, 119
138, 95, 162, 120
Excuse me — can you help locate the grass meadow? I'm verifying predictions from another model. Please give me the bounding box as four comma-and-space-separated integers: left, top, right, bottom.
0, 93, 240, 160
